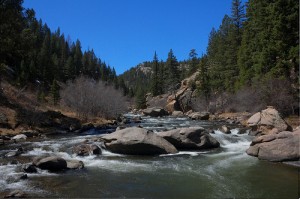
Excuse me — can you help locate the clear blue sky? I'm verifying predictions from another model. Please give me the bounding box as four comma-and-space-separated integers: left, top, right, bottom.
23, 0, 234, 75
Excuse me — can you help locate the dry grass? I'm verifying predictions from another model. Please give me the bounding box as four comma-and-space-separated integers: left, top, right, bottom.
284, 115, 300, 129
1, 81, 40, 110
0, 106, 17, 128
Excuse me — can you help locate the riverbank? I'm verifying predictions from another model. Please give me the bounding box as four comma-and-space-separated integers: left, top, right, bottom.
0, 114, 298, 198
0, 81, 116, 141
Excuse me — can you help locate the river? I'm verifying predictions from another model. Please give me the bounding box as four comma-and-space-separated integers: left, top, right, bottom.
0, 114, 299, 198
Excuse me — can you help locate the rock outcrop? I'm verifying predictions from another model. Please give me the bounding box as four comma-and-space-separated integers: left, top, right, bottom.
247, 107, 292, 135
246, 129, 300, 162
101, 127, 178, 155
158, 127, 220, 150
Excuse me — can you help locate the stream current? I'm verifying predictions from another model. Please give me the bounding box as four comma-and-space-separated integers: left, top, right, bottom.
0, 114, 299, 198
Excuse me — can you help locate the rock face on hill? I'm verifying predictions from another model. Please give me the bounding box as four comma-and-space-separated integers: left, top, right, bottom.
246, 129, 300, 162
101, 127, 178, 155
145, 72, 200, 114
158, 127, 220, 150
247, 107, 292, 135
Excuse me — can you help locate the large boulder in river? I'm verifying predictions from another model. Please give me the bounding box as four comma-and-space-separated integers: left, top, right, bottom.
33, 156, 67, 171
101, 127, 178, 155
246, 129, 300, 162
73, 144, 102, 156
158, 127, 220, 150
247, 107, 292, 135
142, 108, 169, 117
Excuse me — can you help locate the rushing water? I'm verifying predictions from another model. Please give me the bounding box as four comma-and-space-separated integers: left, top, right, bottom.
0, 115, 299, 198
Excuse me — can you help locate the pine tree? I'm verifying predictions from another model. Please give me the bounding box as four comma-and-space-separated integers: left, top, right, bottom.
196, 55, 210, 104
50, 79, 60, 105
165, 49, 180, 92
73, 40, 82, 76
64, 56, 74, 79
150, 51, 160, 96
135, 86, 146, 109
231, 0, 245, 40
187, 49, 198, 75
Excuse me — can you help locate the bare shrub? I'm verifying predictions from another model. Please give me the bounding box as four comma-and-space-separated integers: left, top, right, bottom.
254, 78, 298, 116
192, 78, 297, 115
60, 76, 129, 119
224, 79, 297, 115
190, 95, 209, 112
224, 87, 263, 113
191, 92, 230, 113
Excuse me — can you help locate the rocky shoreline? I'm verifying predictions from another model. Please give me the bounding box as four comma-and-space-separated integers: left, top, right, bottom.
0, 105, 299, 198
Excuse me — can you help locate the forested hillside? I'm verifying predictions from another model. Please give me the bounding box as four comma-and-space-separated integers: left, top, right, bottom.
0, 0, 298, 115
0, 0, 119, 100
120, 50, 197, 96
196, 0, 298, 115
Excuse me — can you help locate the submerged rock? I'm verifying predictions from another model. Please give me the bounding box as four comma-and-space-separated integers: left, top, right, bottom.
246, 129, 300, 162
5, 148, 23, 157
101, 127, 178, 155
219, 125, 231, 134
73, 144, 102, 156
237, 128, 249, 134
158, 127, 220, 150
6, 173, 27, 183
4, 190, 26, 198
66, 160, 84, 169
33, 156, 67, 171
22, 164, 37, 173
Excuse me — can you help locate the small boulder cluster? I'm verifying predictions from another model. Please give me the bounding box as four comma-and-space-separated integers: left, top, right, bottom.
246, 107, 299, 162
